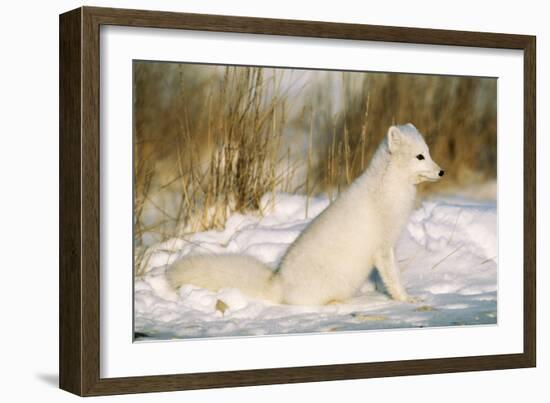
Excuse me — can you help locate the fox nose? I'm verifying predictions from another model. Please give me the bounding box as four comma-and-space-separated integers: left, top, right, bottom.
438, 170, 445, 177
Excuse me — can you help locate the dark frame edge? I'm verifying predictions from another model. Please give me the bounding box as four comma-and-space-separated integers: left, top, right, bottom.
59, 6, 84, 396
81, 5, 103, 397
82, 5, 533, 49
523, 35, 536, 368
83, 353, 533, 396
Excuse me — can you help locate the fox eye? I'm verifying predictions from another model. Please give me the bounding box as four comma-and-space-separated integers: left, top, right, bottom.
416, 154, 425, 160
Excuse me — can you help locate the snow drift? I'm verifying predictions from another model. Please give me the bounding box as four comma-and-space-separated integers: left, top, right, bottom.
134, 192, 497, 340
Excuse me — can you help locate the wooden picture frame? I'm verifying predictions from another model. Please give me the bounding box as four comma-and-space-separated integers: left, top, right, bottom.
59, 6, 536, 396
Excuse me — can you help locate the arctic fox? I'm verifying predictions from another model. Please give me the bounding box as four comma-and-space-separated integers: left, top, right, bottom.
167, 123, 444, 305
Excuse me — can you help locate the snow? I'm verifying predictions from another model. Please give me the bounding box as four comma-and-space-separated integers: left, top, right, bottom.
134, 192, 497, 341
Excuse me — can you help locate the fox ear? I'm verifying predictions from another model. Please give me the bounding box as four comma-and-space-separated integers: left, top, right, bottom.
387, 126, 402, 153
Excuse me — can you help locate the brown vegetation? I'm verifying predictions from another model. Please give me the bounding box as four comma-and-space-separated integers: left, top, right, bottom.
133, 62, 497, 252
318, 72, 496, 194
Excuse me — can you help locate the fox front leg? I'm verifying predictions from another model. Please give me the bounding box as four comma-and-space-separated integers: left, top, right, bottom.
374, 247, 413, 302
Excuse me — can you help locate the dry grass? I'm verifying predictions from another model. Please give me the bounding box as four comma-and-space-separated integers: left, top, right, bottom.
133, 62, 497, 271
316, 72, 497, 195
134, 64, 293, 272
173, 66, 288, 232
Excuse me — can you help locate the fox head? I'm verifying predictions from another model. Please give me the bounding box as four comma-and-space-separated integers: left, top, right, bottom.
386, 123, 444, 184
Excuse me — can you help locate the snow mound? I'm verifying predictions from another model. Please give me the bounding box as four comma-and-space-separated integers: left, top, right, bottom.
407, 197, 497, 260
135, 192, 497, 340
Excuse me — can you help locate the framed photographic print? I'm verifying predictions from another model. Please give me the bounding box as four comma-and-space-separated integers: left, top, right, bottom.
59, 6, 536, 396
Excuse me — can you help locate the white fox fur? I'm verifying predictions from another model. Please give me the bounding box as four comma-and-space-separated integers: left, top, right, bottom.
167, 124, 443, 305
